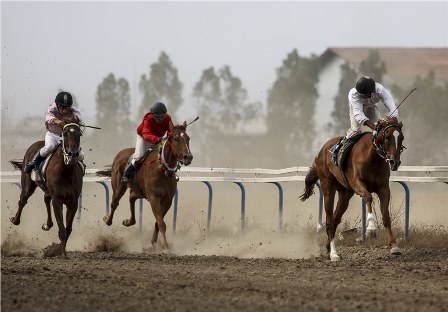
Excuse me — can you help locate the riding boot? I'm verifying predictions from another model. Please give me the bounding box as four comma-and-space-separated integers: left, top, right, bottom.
24, 152, 45, 173
329, 138, 345, 166
121, 163, 136, 183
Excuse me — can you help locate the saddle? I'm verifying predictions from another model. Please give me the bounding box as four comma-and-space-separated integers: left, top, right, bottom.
334, 132, 368, 169
126, 148, 155, 169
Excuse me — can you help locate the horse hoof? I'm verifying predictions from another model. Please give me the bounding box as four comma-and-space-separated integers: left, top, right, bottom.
122, 219, 135, 227
10, 217, 19, 226
42, 224, 51, 231
330, 253, 340, 262
103, 216, 112, 226
366, 229, 377, 238
390, 247, 402, 255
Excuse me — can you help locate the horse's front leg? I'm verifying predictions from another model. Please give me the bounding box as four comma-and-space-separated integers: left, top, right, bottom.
103, 182, 127, 226
42, 194, 53, 231
149, 196, 168, 250
352, 179, 377, 238
52, 199, 68, 258
333, 189, 354, 237
122, 192, 138, 227
10, 177, 37, 226
377, 186, 401, 255
151, 222, 159, 245
65, 199, 78, 241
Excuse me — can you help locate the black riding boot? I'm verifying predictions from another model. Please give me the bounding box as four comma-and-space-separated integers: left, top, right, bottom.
329, 138, 345, 165
24, 152, 45, 173
121, 163, 136, 183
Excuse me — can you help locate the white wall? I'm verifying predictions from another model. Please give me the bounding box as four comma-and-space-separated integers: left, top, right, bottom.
314, 57, 344, 150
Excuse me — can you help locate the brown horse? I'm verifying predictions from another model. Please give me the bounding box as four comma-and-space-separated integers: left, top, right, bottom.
300, 117, 405, 261
98, 122, 193, 250
10, 116, 84, 257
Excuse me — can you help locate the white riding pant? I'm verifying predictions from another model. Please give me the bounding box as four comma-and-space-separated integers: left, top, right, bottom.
346, 103, 381, 139
39, 131, 85, 161
131, 135, 158, 166
39, 132, 62, 157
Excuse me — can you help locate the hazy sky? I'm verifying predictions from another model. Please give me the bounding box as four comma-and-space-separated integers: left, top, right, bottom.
2, 1, 447, 124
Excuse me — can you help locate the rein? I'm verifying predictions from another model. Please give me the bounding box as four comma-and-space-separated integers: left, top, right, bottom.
147, 135, 181, 178
62, 123, 82, 165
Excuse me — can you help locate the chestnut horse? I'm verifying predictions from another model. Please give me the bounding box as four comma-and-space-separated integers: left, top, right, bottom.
10, 116, 84, 257
98, 122, 193, 250
300, 117, 405, 261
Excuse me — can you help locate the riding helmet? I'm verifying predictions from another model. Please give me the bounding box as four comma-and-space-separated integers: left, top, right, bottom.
355, 76, 376, 97
55, 91, 73, 107
150, 102, 167, 115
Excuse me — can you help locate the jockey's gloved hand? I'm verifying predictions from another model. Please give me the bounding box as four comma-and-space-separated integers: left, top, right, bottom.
159, 132, 168, 141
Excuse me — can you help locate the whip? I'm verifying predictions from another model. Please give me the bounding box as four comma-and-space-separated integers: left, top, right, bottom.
389, 88, 417, 117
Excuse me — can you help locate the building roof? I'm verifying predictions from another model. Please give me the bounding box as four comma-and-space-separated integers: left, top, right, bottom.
320, 47, 448, 87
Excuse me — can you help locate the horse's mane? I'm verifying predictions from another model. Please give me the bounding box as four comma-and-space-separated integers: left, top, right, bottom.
62, 115, 81, 126
173, 124, 186, 132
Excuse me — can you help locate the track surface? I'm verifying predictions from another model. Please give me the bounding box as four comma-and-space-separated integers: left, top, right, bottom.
2, 246, 448, 312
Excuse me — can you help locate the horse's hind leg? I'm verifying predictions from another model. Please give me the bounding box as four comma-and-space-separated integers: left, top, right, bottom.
352, 179, 377, 238
42, 194, 53, 231
103, 183, 127, 226
10, 178, 37, 226
333, 189, 354, 239
322, 183, 338, 261
122, 192, 138, 226
377, 186, 401, 255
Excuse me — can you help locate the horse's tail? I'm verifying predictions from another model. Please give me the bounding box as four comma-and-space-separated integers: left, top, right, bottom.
299, 165, 319, 202
96, 168, 112, 177
10, 160, 23, 170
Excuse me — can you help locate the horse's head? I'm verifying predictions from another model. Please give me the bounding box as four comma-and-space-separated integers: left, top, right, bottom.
374, 117, 405, 171
61, 116, 84, 165
170, 121, 193, 166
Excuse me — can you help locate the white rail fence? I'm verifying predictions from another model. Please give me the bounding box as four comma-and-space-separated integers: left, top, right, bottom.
2, 166, 447, 240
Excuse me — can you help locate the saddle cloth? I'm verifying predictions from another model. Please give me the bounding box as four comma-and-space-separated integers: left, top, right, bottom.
334, 132, 368, 169
30, 151, 85, 182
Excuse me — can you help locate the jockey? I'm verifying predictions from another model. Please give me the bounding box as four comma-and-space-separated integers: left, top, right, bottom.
24, 91, 82, 173
330, 76, 399, 164
122, 102, 174, 183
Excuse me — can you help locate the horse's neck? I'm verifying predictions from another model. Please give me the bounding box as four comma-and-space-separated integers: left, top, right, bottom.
162, 141, 177, 164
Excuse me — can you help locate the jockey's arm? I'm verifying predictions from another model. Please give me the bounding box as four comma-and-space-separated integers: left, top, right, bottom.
169, 119, 174, 133
363, 120, 375, 130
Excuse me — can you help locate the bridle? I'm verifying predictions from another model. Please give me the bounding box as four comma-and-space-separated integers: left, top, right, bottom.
373, 123, 406, 162
62, 123, 83, 165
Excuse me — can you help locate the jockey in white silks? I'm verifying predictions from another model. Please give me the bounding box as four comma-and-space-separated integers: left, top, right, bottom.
329, 76, 399, 242
24, 91, 83, 173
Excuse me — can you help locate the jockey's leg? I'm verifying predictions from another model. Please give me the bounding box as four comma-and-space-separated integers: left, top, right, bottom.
121, 160, 136, 183
24, 151, 45, 173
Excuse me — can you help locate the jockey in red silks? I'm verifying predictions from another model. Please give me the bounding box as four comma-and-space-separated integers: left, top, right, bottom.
122, 102, 174, 183
24, 91, 82, 173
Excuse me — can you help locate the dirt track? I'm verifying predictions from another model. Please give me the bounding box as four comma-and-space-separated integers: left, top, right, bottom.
2, 246, 448, 312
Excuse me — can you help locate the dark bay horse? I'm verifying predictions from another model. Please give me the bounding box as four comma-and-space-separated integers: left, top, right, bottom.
300, 117, 405, 261
10, 116, 84, 257
98, 122, 193, 250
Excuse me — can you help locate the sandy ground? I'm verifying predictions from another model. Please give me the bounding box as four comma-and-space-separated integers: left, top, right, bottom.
2, 245, 448, 312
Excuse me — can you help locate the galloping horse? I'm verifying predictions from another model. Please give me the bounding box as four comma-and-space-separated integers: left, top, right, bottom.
10, 116, 84, 257
300, 117, 405, 261
98, 122, 193, 250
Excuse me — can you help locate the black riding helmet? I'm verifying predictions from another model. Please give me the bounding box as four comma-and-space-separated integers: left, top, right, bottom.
55, 91, 73, 107
356, 76, 376, 98
150, 102, 167, 115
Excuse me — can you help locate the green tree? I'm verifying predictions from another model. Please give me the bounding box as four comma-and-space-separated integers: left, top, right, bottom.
400, 72, 448, 164
94, 73, 133, 157
192, 65, 261, 165
266, 49, 319, 165
327, 62, 358, 136
359, 49, 387, 83
139, 52, 183, 119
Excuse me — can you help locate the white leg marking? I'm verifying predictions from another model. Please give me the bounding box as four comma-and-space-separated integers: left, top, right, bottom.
366, 212, 376, 231
330, 240, 340, 261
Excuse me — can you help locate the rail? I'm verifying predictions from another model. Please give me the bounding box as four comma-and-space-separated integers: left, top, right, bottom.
2, 166, 448, 241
